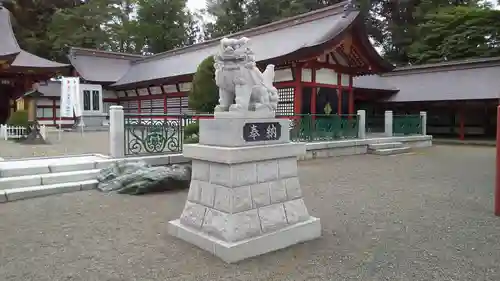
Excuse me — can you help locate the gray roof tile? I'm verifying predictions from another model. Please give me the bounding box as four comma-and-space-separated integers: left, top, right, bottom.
68, 47, 143, 83
0, 6, 20, 61
0, 6, 68, 72
12, 50, 68, 69
383, 63, 500, 102
112, 2, 358, 87
354, 75, 397, 91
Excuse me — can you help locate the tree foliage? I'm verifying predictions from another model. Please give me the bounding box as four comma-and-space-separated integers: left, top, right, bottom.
4, 0, 82, 61
5, 0, 500, 68
188, 56, 219, 113
7, 0, 199, 61
373, 0, 485, 65
47, 0, 123, 61
107, 0, 143, 54
409, 5, 500, 64
135, 0, 200, 54
204, 0, 248, 38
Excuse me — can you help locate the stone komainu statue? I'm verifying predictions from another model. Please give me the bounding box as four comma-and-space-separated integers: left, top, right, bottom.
213, 37, 279, 113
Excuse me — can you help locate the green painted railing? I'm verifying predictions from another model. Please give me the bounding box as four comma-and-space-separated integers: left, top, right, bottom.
285, 114, 359, 142
122, 113, 359, 155
393, 115, 423, 136
123, 114, 209, 156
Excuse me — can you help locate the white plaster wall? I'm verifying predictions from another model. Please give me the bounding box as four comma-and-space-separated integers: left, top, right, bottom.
103, 89, 117, 99
37, 81, 61, 97
274, 68, 293, 82
315, 68, 336, 84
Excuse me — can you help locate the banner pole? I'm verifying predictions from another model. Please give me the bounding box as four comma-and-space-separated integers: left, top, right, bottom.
58, 115, 62, 141
495, 105, 500, 216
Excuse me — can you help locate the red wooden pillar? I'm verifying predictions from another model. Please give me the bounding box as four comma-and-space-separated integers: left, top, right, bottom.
294, 64, 303, 115
337, 73, 342, 115
495, 105, 500, 216
348, 75, 354, 115
459, 107, 465, 140
310, 68, 316, 118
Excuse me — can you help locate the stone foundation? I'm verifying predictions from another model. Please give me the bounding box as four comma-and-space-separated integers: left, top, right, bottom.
168, 117, 321, 263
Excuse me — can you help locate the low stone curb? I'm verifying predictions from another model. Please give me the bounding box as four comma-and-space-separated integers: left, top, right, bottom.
433, 139, 496, 147
0, 180, 98, 203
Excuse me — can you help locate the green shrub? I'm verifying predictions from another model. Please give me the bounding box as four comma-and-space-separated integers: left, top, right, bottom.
184, 121, 199, 136
184, 135, 199, 144
183, 121, 199, 144
188, 56, 218, 113
7, 110, 29, 127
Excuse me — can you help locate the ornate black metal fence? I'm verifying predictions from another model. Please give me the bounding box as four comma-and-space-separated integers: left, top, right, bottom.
393, 114, 423, 136
124, 114, 200, 156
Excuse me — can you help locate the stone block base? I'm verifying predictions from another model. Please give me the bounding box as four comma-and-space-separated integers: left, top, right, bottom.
168, 216, 321, 263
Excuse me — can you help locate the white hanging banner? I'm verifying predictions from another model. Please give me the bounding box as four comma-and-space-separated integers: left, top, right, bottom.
71, 78, 82, 117
60, 77, 74, 118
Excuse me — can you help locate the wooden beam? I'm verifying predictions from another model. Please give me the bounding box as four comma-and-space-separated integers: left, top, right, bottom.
275, 81, 349, 89
303, 60, 369, 74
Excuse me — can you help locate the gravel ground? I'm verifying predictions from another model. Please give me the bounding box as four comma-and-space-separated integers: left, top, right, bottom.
0, 131, 110, 159
0, 145, 498, 281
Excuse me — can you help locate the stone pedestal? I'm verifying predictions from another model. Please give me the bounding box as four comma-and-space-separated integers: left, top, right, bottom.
168, 116, 321, 263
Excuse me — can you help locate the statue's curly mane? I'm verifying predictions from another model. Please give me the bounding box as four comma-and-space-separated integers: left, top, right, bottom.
213, 37, 278, 113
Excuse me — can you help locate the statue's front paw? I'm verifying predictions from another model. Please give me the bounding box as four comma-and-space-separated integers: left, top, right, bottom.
255, 103, 272, 112
229, 104, 244, 111
214, 105, 229, 112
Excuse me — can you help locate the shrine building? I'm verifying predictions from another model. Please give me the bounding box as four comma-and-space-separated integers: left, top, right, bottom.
66, 1, 394, 127
1, 1, 499, 140
0, 5, 69, 125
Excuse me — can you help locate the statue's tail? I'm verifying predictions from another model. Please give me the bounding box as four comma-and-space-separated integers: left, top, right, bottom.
262, 65, 275, 89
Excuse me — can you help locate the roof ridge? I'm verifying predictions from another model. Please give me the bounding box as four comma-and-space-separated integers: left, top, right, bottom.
388, 56, 500, 74
132, 1, 349, 64
69, 47, 145, 59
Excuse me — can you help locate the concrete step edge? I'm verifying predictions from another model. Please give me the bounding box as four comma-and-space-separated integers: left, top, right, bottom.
1, 180, 98, 203
0, 161, 107, 177
0, 169, 101, 190
368, 142, 404, 150
370, 147, 411, 155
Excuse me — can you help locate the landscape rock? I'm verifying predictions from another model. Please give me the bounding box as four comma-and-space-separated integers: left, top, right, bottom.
96, 160, 191, 195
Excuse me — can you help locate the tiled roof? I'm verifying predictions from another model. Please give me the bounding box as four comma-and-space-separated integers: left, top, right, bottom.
69, 1, 393, 87
0, 6, 69, 72
68, 47, 144, 83
0, 6, 20, 62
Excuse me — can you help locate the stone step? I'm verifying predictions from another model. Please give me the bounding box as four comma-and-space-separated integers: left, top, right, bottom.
368, 142, 404, 150
370, 147, 411, 156
1, 180, 98, 203
0, 169, 101, 190
0, 155, 111, 178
